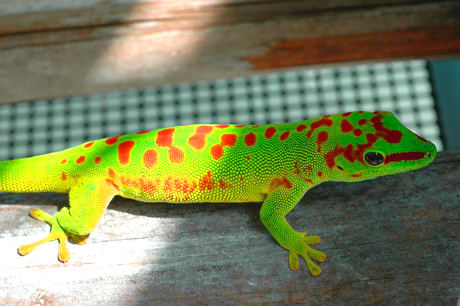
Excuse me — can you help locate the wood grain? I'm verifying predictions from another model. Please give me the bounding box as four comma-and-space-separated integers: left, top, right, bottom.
0, 151, 458, 305
0, 1, 459, 104
246, 26, 460, 69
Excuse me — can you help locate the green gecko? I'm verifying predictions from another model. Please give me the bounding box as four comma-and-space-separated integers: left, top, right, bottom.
1, 111, 436, 276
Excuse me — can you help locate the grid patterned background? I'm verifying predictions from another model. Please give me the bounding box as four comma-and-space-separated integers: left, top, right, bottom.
0, 60, 442, 160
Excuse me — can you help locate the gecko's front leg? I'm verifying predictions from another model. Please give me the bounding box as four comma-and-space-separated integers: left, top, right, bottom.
260, 177, 326, 276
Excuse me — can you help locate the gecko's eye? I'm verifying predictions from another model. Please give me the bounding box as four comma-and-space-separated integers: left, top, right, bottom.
365, 152, 384, 166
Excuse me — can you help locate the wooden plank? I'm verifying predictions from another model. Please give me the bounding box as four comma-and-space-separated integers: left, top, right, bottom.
0, 1, 459, 104
0, 151, 458, 305
0, 0, 440, 36
246, 26, 460, 69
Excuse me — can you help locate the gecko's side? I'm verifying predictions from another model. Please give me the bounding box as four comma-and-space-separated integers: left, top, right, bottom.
0, 111, 436, 275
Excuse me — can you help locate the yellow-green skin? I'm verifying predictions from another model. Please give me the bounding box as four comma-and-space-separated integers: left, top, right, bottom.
0, 111, 436, 275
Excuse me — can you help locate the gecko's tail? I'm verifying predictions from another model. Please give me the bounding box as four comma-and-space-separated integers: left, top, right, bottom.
0, 154, 67, 193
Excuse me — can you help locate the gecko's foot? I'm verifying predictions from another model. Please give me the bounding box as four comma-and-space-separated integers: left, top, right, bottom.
288, 231, 326, 276
18, 208, 72, 262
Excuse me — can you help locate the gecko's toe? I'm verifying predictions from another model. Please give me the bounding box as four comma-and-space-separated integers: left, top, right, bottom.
305, 245, 327, 263
289, 251, 300, 270
29, 208, 53, 223
286, 232, 326, 275
304, 256, 322, 276
18, 209, 72, 262
68, 233, 88, 245
303, 235, 321, 245
58, 237, 70, 262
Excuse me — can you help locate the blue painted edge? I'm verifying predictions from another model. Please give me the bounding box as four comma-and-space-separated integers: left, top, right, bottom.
428, 60, 460, 150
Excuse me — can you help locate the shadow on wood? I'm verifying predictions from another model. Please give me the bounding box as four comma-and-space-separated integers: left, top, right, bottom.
0, 151, 458, 305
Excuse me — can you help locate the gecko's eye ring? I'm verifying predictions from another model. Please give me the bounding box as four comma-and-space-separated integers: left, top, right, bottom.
365, 152, 384, 166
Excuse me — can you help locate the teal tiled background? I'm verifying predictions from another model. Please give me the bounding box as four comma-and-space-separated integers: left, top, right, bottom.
0, 60, 442, 160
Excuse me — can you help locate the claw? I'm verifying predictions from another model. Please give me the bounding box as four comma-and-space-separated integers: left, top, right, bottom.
18, 209, 71, 262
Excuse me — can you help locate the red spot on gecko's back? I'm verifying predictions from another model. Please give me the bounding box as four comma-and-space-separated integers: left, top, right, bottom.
211, 145, 224, 160
143, 149, 158, 169
340, 120, 354, 133
197, 126, 214, 134
105, 136, 120, 145
296, 124, 307, 132
342, 112, 352, 117
95, 156, 102, 164
136, 130, 151, 135
244, 133, 256, 146
316, 131, 329, 152
307, 118, 333, 138
210, 134, 237, 161
169, 147, 184, 164
76, 156, 86, 164
60, 159, 67, 165
156, 128, 184, 163
118, 140, 135, 166
280, 131, 290, 141
265, 127, 277, 139
216, 124, 230, 129
188, 126, 213, 150
221, 134, 237, 147
84, 141, 95, 148
156, 128, 175, 147
61, 172, 67, 180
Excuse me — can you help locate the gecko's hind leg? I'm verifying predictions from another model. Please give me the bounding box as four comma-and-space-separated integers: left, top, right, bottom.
18, 178, 119, 262
18, 208, 71, 262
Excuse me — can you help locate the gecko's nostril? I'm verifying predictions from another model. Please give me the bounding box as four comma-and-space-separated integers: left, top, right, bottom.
427, 153, 432, 158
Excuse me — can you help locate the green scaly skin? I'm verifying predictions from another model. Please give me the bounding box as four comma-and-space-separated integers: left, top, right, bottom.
0, 111, 436, 275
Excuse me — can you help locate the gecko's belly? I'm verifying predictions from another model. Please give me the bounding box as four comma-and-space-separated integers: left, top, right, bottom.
118, 184, 266, 204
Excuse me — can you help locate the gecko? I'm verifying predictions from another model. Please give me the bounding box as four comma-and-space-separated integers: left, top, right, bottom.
0, 111, 436, 276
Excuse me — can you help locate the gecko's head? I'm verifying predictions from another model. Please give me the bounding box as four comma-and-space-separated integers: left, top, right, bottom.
326, 111, 436, 182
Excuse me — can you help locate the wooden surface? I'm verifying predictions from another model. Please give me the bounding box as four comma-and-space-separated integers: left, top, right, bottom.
0, 151, 458, 305
1, 0, 460, 104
